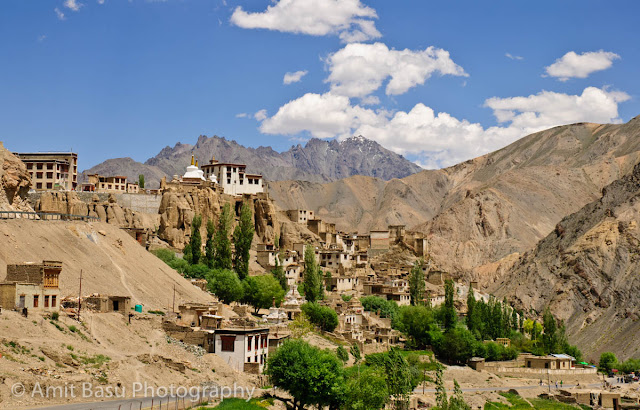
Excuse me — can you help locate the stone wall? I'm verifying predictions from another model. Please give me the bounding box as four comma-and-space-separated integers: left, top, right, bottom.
27, 192, 161, 215
6, 264, 42, 284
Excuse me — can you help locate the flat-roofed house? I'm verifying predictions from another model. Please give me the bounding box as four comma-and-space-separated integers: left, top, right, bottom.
16, 152, 78, 191
0, 261, 62, 312
201, 156, 263, 196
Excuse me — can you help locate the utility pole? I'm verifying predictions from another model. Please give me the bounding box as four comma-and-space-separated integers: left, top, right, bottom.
78, 269, 83, 322
172, 285, 176, 313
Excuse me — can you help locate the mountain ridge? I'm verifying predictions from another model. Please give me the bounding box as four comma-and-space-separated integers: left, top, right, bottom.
81, 134, 423, 187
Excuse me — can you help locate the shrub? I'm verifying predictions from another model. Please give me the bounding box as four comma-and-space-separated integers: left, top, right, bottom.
301, 303, 338, 332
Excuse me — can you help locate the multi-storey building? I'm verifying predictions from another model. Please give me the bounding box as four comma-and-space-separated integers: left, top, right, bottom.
201, 156, 263, 196
16, 152, 78, 191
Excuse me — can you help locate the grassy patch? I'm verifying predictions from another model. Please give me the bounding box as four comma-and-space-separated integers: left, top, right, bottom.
3, 340, 31, 355
50, 320, 65, 332
213, 398, 273, 409
148, 310, 166, 316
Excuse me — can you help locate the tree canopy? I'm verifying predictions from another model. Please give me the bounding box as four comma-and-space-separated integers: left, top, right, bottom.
233, 201, 254, 280
266, 339, 345, 410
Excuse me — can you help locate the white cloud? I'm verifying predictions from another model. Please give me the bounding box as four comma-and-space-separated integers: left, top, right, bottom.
54, 7, 66, 20
37, 35, 47, 42
505, 53, 523, 61
230, 0, 381, 43
236, 113, 249, 118
258, 87, 630, 168
64, 0, 83, 11
283, 70, 308, 85
97, 0, 105, 4
254, 109, 268, 121
325, 42, 468, 99
545, 50, 620, 81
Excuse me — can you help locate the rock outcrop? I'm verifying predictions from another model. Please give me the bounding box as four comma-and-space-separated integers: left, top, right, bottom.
34, 191, 157, 230
157, 184, 319, 251
0, 141, 33, 212
490, 161, 640, 361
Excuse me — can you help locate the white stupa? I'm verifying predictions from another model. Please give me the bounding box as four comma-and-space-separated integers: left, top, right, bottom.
182, 155, 206, 182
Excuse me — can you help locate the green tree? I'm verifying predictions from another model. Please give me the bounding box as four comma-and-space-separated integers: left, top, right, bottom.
442, 279, 457, 331
266, 339, 345, 410
182, 243, 193, 264
360, 296, 399, 321
598, 352, 618, 373
344, 366, 389, 410
336, 346, 349, 364
271, 255, 288, 290
189, 214, 202, 265
408, 258, 425, 306
204, 219, 215, 268
301, 302, 338, 332
242, 274, 285, 313
466, 284, 481, 334
449, 380, 471, 410
288, 313, 314, 339
542, 308, 559, 353
433, 327, 476, 365
434, 366, 448, 410
385, 348, 413, 410
350, 344, 362, 365
396, 305, 438, 349
138, 174, 145, 189
233, 202, 254, 280
303, 245, 321, 303
206, 269, 243, 304
213, 203, 233, 270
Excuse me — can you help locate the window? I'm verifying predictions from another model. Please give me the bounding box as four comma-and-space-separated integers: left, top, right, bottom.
36, 183, 42, 189
220, 336, 235, 352
51, 295, 57, 307
47, 164, 53, 170
27, 163, 33, 169
247, 336, 253, 351
47, 172, 53, 179
37, 163, 43, 170
227, 179, 231, 184
33, 295, 39, 308
44, 296, 49, 308
47, 183, 52, 189
36, 172, 43, 179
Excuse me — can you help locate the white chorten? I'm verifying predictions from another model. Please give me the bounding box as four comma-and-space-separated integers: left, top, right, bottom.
182, 155, 206, 181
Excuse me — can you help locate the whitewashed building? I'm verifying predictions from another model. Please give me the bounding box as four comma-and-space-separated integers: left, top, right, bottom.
201, 156, 263, 196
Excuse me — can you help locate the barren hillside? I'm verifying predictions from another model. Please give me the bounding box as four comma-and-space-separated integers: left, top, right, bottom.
488, 161, 640, 361
0, 219, 212, 309
270, 116, 640, 272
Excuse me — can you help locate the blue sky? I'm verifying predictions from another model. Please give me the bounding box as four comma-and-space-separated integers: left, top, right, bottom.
0, 0, 638, 171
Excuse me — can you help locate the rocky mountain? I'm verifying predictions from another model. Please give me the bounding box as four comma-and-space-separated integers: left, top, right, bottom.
486, 161, 640, 361
269, 116, 640, 272
81, 135, 422, 188
0, 141, 33, 212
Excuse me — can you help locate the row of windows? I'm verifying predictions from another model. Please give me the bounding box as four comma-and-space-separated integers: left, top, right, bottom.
26, 163, 76, 171
28, 294, 57, 308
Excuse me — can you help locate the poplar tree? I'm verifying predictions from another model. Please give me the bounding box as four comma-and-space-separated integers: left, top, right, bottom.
303, 245, 321, 303
233, 202, 254, 280
189, 214, 202, 265
204, 219, 215, 268
443, 279, 457, 331
213, 203, 232, 270
408, 258, 425, 306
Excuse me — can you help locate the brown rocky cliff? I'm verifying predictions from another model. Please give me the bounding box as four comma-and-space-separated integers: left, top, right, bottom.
35, 192, 157, 229
157, 186, 318, 251
490, 161, 640, 361
0, 141, 33, 212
